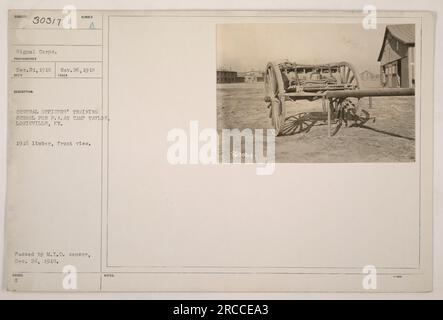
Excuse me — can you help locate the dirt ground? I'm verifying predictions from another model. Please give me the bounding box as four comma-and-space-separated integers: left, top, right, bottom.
217, 81, 415, 163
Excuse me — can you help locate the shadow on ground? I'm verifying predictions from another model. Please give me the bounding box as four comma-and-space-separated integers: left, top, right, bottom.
280, 110, 414, 141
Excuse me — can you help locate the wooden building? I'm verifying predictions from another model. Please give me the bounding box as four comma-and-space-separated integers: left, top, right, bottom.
238, 71, 265, 83
360, 70, 377, 81
217, 70, 239, 83
377, 24, 415, 88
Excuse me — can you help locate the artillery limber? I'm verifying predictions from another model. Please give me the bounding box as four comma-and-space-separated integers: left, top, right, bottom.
264, 61, 415, 136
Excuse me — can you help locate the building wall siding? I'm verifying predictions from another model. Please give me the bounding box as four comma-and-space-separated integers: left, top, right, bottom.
217, 70, 239, 83
379, 32, 415, 88
380, 36, 409, 66
400, 56, 409, 88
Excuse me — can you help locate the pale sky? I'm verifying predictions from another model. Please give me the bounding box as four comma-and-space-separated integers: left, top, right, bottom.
217, 24, 387, 74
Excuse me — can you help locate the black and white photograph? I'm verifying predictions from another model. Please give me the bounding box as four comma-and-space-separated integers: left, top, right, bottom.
217, 23, 416, 162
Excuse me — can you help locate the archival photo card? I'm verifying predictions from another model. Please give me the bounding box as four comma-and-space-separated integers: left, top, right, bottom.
5, 10, 434, 293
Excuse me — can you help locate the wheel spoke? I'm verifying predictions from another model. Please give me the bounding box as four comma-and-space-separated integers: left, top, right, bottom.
348, 74, 355, 85
345, 66, 351, 84
340, 66, 345, 83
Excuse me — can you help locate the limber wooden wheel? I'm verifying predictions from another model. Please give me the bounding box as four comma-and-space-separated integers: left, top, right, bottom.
337, 62, 361, 90
264, 63, 286, 136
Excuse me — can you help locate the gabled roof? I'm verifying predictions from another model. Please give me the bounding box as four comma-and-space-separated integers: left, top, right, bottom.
377, 24, 415, 62
387, 24, 415, 44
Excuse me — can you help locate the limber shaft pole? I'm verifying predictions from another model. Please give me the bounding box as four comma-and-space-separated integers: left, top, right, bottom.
324, 88, 414, 99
